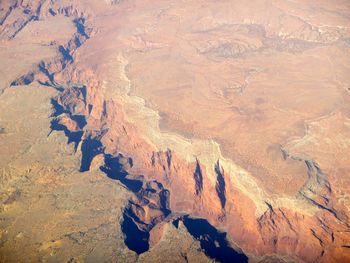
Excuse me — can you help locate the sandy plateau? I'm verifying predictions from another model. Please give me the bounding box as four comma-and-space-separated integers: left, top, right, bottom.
1, 0, 350, 262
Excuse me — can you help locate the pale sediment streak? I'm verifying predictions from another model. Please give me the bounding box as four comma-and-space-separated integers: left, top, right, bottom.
102, 54, 319, 217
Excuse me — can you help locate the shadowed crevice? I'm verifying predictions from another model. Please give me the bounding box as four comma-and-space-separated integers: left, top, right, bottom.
121, 208, 150, 254
194, 159, 203, 195
215, 160, 226, 209
182, 216, 248, 263
50, 119, 83, 150
80, 136, 104, 172
100, 154, 142, 193
74, 17, 90, 39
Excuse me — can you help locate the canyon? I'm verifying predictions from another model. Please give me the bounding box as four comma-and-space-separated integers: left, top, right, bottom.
0, 0, 350, 262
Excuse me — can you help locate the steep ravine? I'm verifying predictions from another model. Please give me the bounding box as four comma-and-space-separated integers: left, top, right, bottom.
50, 88, 249, 262
4, 2, 249, 262
4, 1, 350, 262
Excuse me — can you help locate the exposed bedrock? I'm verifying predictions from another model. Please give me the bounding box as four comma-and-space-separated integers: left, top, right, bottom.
50, 78, 350, 262
48, 80, 250, 260
3, 1, 350, 262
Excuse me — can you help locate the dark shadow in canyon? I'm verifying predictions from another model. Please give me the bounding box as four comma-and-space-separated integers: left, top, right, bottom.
48, 86, 246, 261
74, 18, 89, 39
100, 154, 142, 193
59, 45, 73, 62
50, 98, 86, 151
182, 216, 248, 263
50, 118, 83, 150
10, 72, 35, 86
79, 136, 104, 172
50, 98, 65, 116
121, 209, 150, 254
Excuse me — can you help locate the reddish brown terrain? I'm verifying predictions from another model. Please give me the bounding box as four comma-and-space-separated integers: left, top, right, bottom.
1, 0, 350, 262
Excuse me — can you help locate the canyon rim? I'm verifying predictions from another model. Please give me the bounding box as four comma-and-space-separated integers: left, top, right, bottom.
0, 0, 350, 262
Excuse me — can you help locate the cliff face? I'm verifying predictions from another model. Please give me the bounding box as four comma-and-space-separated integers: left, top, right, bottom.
1, 0, 350, 262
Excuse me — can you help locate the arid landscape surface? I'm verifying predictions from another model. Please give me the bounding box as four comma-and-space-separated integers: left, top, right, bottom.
0, 0, 350, 262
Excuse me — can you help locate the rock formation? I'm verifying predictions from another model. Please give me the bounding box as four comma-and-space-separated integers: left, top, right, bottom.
0, 0, 350, 262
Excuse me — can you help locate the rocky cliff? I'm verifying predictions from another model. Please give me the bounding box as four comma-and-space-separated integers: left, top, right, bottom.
1, 1, 350, 262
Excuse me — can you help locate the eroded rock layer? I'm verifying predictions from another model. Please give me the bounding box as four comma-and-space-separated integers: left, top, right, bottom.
1, 0, 350, 262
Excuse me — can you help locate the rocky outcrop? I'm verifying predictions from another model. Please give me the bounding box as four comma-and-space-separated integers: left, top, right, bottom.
1, 1, 350, 262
